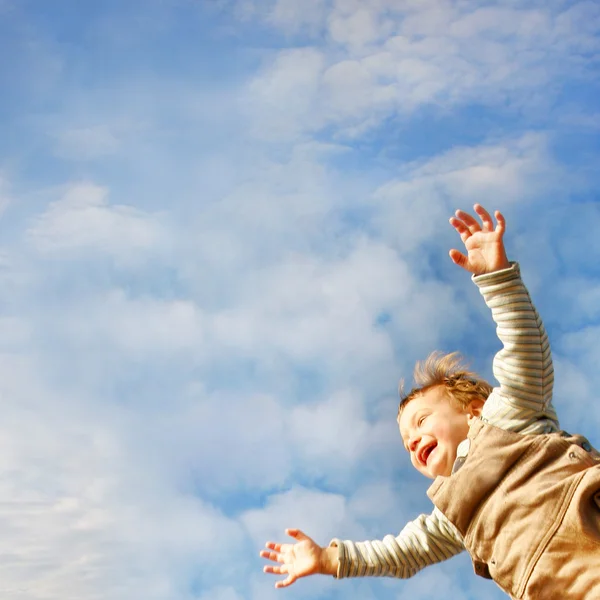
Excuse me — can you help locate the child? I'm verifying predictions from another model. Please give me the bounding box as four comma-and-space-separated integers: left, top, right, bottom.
260, 205, 600, 599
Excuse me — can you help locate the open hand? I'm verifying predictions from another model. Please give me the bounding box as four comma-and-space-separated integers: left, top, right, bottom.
449, 204, 510, 275
260, 529, 336, 588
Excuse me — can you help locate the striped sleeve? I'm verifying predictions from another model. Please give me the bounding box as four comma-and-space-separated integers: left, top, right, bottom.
473, 262, 560, 434
329, 507, 464, 579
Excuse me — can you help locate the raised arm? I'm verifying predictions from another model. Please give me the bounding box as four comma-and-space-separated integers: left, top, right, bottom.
450, 205, 558, 432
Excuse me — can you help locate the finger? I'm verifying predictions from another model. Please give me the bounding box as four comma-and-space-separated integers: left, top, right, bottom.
260, 550, 284, 563
265, 542, 290, 553
449, 217, 471, 244
449, 249, 469, 270
474, 204, 493, 232
275, 574, 297, 589
455, 210, 481, 234
494, 210, 506, 235
263, 564, 288, 575
286, 528, 310, 542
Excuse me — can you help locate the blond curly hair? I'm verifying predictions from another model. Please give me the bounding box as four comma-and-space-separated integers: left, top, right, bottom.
397, 351, 493, 419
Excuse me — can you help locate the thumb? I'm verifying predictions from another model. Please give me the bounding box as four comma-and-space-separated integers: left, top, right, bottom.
449, 249, 469, 270
286, 528, 310, 542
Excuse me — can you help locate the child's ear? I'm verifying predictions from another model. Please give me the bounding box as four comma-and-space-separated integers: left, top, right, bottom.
467, 398, 485, 418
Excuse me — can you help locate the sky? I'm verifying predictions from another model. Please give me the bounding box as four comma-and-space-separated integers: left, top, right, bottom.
0, 0, 599, 599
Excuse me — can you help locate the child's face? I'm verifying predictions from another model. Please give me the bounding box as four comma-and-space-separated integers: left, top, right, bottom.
398, 386, 473, 479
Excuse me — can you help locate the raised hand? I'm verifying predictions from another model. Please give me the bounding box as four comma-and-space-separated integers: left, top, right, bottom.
260, 529, 337, 588
449, 204, 510, 275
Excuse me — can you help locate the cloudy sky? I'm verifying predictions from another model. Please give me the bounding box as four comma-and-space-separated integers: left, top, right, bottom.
0, 1, 599, 599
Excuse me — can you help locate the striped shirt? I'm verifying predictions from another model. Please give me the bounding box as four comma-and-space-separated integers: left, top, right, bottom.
331, 262, 559, 579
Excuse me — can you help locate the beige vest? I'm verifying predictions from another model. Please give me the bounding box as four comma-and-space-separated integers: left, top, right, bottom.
428, 419, 600, 599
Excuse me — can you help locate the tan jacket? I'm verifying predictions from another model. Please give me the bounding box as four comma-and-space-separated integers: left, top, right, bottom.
428, 419, 600, 599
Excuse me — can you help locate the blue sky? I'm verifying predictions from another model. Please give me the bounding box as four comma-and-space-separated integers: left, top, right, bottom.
0, 1, 599, 599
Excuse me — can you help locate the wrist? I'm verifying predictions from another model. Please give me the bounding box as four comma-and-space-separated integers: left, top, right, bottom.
319, 546, 339, 576
473, 261, 519, 285
489, 258, 511, 273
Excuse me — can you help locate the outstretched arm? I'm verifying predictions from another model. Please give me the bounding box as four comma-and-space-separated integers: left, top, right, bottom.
260, 510, 464, 586
331, 508, 463, 579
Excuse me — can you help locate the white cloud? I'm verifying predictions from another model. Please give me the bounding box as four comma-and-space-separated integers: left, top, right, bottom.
46, 233, 421, 379
26, 183, 167, 262
554, 2, 600, 48
246, 48, 325, 140
63, 291, 205, 357
198, 240, 453, 388
241, 486, 362, 548
328, 8, 390, 49
0, 316, 31, 349
347, 480, 399, 522
372, 133, 560, 252
290, 390, 371, 464
562, 280, 600, 322
0, 355, 246, 599
398, 4, 459, 37
132, 381, 396, 499
150, 390, 292, 493
289, 389, 399, 479
240, 2, 600, 139
449, 7, 549, 38
321, 59, 394, 125
268, 0, 328, 34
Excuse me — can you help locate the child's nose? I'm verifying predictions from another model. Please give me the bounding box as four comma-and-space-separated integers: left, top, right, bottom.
408, 435, 420, 452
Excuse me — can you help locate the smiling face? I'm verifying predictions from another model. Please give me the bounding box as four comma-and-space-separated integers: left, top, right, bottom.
398, 385, 483, 479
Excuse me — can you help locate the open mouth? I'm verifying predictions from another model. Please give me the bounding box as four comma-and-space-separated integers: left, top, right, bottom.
418, 443, 437, 466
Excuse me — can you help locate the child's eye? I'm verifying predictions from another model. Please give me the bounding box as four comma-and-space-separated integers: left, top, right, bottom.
418, 416, 427, 427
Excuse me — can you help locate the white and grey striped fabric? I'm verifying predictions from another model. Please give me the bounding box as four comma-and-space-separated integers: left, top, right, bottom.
330, 262, 559, 579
